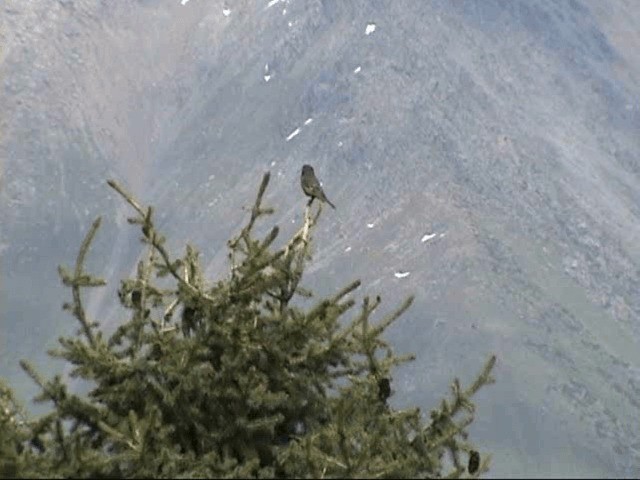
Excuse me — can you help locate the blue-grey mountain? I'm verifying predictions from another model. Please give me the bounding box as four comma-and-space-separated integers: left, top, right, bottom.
1, 0, 639, 477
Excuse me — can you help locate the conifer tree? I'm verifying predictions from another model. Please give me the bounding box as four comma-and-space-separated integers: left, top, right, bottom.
3, 173, 496, 478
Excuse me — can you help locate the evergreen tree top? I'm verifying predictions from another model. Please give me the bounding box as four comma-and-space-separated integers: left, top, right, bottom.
2, 173, 495, 478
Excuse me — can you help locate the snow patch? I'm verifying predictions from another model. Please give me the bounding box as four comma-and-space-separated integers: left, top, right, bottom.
394, 271, 410, 279
353, 66, 361, 74
421, 233, 437, 243
181, 0, 190, 5
267, 0, 279, 8
365, 23, 376, 35
270, 161, 276, 167
286, 128, 301, 141
367, 222, 376, 229
345, 246, 352, 253
285, 116, 315, 142
222, 7, 231, 16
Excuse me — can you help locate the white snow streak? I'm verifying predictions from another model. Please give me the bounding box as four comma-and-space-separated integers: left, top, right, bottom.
286, 128, 301, 141
284, 116, 315, 142
394, 271, 410, 279
353, 66, 361, 74
421, 233, 437, 243
267, 0, 279, 8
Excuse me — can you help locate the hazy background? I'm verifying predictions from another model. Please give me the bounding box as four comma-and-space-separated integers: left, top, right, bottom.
1, 0, 639, 477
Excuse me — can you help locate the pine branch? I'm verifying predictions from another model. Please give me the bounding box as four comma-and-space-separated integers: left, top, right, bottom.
57, 216, 105, 348
107, 179, 215, 304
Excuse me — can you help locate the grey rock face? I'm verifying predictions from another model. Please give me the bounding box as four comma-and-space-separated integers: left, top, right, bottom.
1, 0, 639, 477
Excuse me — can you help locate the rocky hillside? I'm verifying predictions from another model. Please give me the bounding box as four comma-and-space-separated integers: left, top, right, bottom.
2, 0, 639, 476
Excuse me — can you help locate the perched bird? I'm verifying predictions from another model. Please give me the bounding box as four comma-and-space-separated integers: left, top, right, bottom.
300, 164, 336, 209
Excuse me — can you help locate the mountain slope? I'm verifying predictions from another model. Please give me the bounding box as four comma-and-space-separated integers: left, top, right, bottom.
1, 0, 639, 476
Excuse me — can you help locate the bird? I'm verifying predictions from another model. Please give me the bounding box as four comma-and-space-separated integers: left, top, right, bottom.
300, 164, 336, 209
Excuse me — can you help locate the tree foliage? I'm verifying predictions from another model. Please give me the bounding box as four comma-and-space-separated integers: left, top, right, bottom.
2, 173, 496, 478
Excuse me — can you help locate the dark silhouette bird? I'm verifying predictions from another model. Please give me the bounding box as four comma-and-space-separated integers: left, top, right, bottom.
300, 164, 336, 209
468, 450, 480, 474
